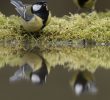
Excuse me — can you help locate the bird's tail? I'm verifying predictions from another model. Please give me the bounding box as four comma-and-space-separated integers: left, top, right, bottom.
10, 0, 25, 18
10, 0, 24, 8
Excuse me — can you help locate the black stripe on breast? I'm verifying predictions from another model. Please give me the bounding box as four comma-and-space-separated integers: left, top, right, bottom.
74, 72, 87, 88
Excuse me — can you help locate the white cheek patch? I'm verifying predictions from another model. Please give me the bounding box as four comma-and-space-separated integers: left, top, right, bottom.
32, 4, 42, 11
74, 84, 83, 95
31, 74, 40, 83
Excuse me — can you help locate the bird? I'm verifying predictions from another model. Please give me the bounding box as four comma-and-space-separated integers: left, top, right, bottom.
73, 0, 96, 12
10, 0, 51, 32
9, 52, 49, 85
9, 63, 33, 82
30, 58, 48, 84
70, 70, 97, 95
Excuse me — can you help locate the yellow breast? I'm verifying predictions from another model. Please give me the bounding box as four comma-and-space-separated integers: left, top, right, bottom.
21, 15, 43, 32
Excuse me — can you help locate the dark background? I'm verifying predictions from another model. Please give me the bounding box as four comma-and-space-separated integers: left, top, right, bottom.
0, 0, 110, 16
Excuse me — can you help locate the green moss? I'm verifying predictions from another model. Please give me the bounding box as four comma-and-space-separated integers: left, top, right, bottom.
0, 12, 110, 72
0, 11, 110, 44
0, 13, 21, 38
0, 45, 110, 72
42, 46, 110, 72
41, 11, 110, 44
0, 13, 36, 49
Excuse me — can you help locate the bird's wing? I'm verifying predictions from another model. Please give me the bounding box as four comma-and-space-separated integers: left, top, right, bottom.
9, 64, 33, 82
10, 0, 33, 21
10, 0, 24, 8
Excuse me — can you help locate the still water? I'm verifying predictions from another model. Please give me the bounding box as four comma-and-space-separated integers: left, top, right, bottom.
0, 43, 110, 99
0, 67, 109, 100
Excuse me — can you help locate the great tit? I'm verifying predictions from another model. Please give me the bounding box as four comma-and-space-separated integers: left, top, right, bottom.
70, 70, 97, 95
30, 59, 48, 84
9, 63, 33, 81
10, 0, 51, 32
9, 52, 48, 85
73, 0, 96, 11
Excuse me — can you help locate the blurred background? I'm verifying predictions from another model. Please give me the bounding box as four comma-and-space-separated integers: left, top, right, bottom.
0, 0, 110, 16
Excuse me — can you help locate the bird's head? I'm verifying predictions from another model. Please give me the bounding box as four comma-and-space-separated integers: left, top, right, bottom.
32, 0, 48, 13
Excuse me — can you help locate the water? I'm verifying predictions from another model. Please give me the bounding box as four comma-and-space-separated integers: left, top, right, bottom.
0, 44, 110, 99
0, 66, 110, 99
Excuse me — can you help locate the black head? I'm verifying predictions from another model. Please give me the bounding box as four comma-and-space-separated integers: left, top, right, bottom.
30, 71, 47, 85
74, 71, 97, 95
31, 0, 49, 28
74, 72, 87, 95
30, 59, 48, 85
31, 1, 48, 13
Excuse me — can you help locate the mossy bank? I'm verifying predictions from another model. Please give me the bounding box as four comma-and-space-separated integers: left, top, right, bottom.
0, 11, 110, 46
0, 11, 110, 72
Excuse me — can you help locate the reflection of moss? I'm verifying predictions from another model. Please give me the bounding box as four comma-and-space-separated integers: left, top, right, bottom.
0, 46, 22, 68
0, 11, 110, 44
42, 46, 110, 72
0, 45, 110, 72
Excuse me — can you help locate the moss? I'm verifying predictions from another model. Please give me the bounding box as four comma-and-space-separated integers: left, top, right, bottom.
42, 46, 110, 72
41, 11, 110, 44
0, 13, 21, 39
0, 45, 110, 72
0, 11, 110, 44
0, 12, 36, 48
0, 12, 110, 72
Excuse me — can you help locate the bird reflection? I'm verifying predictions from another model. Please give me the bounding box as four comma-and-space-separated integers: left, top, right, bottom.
70, 70, 97, 96
9, 51, 48, 85
30, 58, 48, 84
9, 63, 33, 81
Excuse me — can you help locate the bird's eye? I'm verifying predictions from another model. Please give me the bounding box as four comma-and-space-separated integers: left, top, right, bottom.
32, 4, 42, 11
